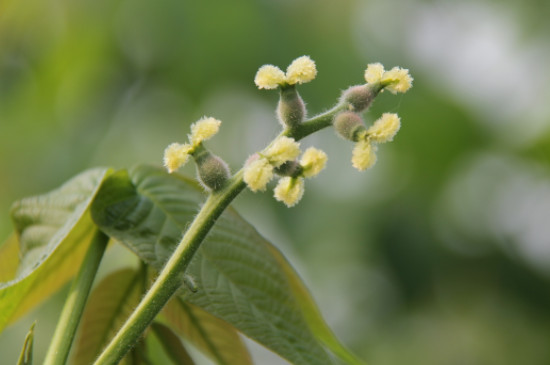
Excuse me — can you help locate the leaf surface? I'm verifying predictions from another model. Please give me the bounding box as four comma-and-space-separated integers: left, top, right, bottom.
161, 297, 252, 365
92, 165, 363, 364
73, 268, 145, 365
0, 168, 110, 331
0, 234, 20, 282
151, 322, 196, 365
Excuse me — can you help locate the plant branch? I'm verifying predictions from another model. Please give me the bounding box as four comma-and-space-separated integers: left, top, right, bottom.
44, 230, 109, 365
93, 98, 352, 365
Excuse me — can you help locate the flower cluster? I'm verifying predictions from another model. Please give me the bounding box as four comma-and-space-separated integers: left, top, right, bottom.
163, 117, 230, 191
162, 56, 412, 207
163, 117, 221, 173
244, 137, 327, 207
334, 62, 412, 171
254, 56, 317, 90
351, 113, 400, 171
364, 63, 413, 94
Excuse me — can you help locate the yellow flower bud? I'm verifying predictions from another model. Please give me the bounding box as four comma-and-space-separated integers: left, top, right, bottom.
274, 177, 305, 207
285, 56, 317, 85
265, 136, 301, 166
189, 117, 221, 146
254, 65, 286, 89
381, 67, 413, 94
364, 63, 385, 84
352, 140, 377, 171
367, 113, 401, 143
163, 143, 192, 173
243, 157, 274, 192
300, 147, 327, 178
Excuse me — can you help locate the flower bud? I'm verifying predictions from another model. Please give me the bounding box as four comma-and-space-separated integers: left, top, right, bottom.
340, 85, 377, 112
277, 86, 306, 128
333, 111, 367, 142
193, 147, 230, 191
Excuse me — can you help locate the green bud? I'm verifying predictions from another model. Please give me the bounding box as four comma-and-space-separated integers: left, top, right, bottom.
274, 160, 303, 178
277, 85, 305, 128
333, 111, 366, 142
340, 84, 378, 112
193, 146, 230, 191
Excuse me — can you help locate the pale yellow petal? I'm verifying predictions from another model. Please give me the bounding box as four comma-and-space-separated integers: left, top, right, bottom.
381, 67, 413, 94
367, 113, 401, 143
189, 117, 221, 146
286, 56, 317, 85
254, 65, 286, 89
163, 143, 192, 173
351, 140, 377, 171
364, 63, 385, 84
243, 157, 274, 192
274, 177, 304, 207
300, 147, 327, 178
265, 136, 301, 166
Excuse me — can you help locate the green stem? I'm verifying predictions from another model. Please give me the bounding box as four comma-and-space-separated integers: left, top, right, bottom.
44, 230, 109, 365
94, 98, 352, 365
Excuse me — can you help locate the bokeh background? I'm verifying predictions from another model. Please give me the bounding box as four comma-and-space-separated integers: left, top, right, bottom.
1, 0, 550, 363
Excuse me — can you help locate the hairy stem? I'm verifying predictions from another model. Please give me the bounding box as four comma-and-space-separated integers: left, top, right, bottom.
44, 230, 109, 365
93, 99, 352, 365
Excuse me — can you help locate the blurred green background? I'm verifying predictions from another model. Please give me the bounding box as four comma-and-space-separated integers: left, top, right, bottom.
1, 0, 550, 363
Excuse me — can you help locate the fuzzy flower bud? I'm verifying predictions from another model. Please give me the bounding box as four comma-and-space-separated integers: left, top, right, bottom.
193, 147, 230, 191
243, 156, 274, 192
333, 111, 367, 142
163, 143, 193, 173
189, 117, 222, 146
352, 140, 377, 171
382, 67, 413, 94
340, 85, 377, 112
255, 65, 286, 89
277, 86, 306, 128
364, 63, 385, 84
367, 113, 401, 143
300, 147, 327, 178
264, 136, 301, 166
286, 56, 317, 85
274, 177, 305, 207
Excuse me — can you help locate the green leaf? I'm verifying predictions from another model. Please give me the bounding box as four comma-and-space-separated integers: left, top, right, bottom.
0, 168, 110, 331
17, 322, 35, 365
161, 297, 252, 365
92, 165, 363, 365
151, 322, 196, 365
0, 234, 20, 282
73, 268, 145, 365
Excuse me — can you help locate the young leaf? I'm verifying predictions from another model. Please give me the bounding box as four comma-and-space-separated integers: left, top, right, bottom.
73, 268, 145, 365
92, 165, 362, 365
17, 322, 35, 365
161, 297, 252, 365
151, 322, 196, 365
0, 168, 111, 331
0, 234, 20, 282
